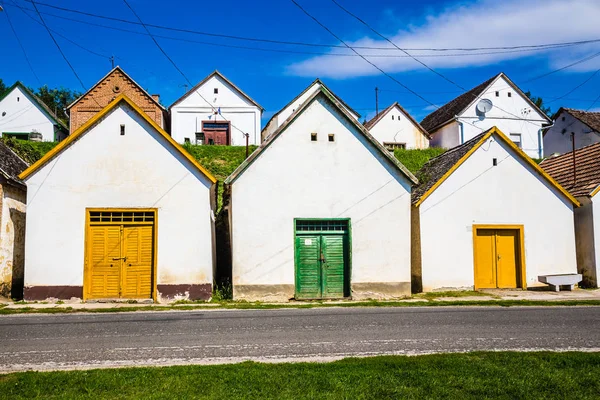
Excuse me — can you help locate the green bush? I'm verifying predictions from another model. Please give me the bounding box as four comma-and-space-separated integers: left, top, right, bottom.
393, 147, 446, 174
1, 137, 57, 165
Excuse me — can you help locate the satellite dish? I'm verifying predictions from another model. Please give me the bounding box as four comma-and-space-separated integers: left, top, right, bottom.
476, 99, 493, 114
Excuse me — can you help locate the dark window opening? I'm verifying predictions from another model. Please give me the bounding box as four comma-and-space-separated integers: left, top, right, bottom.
184, 138, 190, 144
328, 134, 335, 142
214, 88, 219, 94
208, 138, 214, 145
392, 115, 394, 120
508, 92, 512, 97
120, 124, 125, 135
311, 132, 317, 141
493, 158, 498, 166
17, 97, 20, 102
495, 91, 499, 97
562, 116, 565, 121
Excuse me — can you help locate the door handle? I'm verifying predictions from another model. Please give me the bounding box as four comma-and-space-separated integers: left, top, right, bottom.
112, 256, 128, 261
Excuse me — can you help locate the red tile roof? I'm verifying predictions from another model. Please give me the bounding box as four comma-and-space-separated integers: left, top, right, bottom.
540, 142, 600, 197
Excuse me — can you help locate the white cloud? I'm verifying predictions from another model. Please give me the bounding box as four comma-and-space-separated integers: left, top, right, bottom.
287, 0, 600, 79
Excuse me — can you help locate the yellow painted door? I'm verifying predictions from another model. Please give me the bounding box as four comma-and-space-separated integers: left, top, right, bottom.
474, 229, 497, 289
88, 226, 121, 299
496, 230, 519, 288
121, 226, 153, 299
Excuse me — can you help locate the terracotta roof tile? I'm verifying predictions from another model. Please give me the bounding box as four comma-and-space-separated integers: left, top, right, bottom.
0, 141, 28, 186
540, 142, 600, 197
562, 108, 600, 133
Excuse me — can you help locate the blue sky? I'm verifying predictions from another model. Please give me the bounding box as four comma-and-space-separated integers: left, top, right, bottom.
1, 0, 599, 124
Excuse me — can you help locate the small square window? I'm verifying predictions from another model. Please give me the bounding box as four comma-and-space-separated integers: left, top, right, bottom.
328, 134, 335, 142
562, 116, 565, 121
311, 132, 317, 141
493, 158, 498, 166
195, 132, 205, 144
120, 124, 125, 135
510, 133, 522, 149
214, 88, 218, 94
392, 115, 394, 120
495, 91, 499, 97
184, 137, 190, 144
508, 92, 512, 97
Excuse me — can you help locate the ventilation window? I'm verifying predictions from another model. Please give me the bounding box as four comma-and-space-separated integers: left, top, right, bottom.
214, 88, 218, 94
562, 117, 565, 121
493, 158, 498, 166
311, 132, 317, 141
89, 211, 155, 224
1, 112, 5, 117
508, 92, 512, 97
120, 124, 125, 135
495, 91, 499, 97
392, 115, 394, 120
328, 134, 335, 142
17, 97, 20, 102
184, 138, 190, 144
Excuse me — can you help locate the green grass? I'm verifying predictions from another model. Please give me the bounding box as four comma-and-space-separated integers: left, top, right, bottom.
1, 352, 599, 399
2, 299, 600, 315
415, 290, 495, 299
1, 137, 58, 164
182, 144, 257, 181
394, 147, 446, 174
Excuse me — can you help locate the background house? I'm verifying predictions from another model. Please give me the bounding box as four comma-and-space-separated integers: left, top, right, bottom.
19, 95, 217, 302
541, 143, 600, 287
169, 71, 263, 146
226, 88, 416, 301
262, 79, 361, 141
67, 66, 168, 134
364, 102, 430, 151
0, 82, 68, 142
421, 73, 551, 159
0, 141, 28, 299
544, 108, 600, 156
412, 127, 579, 292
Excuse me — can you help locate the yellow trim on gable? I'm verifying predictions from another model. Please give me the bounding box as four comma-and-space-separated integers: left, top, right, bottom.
590, 185, 600, 198
415, 127, 581, 208
19, 94, 216, 184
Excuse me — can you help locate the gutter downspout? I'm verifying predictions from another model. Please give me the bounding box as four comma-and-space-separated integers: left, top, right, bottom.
457, 117, 464, 145
538, 122, 553, 159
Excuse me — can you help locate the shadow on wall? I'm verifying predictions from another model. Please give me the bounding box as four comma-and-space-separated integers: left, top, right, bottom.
10, 208, 25, 300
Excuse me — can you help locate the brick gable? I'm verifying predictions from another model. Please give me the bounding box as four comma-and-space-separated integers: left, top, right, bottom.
69, 68, 165, 133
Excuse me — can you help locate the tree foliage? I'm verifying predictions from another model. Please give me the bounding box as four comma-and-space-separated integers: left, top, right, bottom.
31, 85, 81, 124
525, 91, 552, 117
0, 79, 7, 97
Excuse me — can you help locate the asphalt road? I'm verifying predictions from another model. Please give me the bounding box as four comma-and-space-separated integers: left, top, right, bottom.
1, 306, 599, 372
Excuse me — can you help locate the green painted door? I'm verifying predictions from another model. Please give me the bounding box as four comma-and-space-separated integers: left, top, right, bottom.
294, 220, 349, 300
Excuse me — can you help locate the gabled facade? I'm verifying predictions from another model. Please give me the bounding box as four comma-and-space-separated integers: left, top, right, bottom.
226, 88, 417, 301
0, 82, 68, 142
170, 71, 263, 146
412, 127, 579, 292
364, 102, 430, 150
544, 108, 600, 156
20, 95, 217, 302
541, 143, 600, 287
262, 78, 361, 141
421, 73, 552, 159
0, 141, 28, 299
67, 66, 167, 134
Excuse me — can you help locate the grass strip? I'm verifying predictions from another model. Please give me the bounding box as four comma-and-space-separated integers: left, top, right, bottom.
1, 299, 600, 315
1, 352, 599, 399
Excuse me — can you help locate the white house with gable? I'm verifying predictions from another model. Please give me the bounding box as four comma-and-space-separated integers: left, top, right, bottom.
170, 71, 263, 146
421, 73, 551, 159
225, 87, 417, 302
364, 102, 430, 150
411, 127, 579, 292
262, 78, 361, 141
19, 95, 217, 302
0, 81, 68, 142
544, 108, 600, 156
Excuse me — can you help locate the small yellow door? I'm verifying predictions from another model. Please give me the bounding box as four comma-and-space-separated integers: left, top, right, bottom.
121, 226, 153, 299
474, 228, 521, 289
88, 226, 121, 299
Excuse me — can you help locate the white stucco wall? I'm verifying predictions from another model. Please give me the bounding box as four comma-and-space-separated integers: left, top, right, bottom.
594, 197, 600, 285
418, 134, 576, 291
368, 106, 429, 149
0, 184, 26, 297
231, 96, 413, 298
170, 74, 262, 145
430, 122, 460, 149
0, 86, 58, 142
22, 104, 214, 295
262, 82, 360, 140
544, 111, 600, 156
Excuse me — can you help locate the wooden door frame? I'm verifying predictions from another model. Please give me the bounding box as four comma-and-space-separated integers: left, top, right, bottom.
83, 208, 158, 302
293, 218, 352, 300
472, 224, 526, 290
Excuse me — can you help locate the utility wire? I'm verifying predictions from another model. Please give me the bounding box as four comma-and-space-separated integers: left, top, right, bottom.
2, 5, 41, 85
330, 0, 465, 90
546, 68, 600, 104
19, 0, 600, 53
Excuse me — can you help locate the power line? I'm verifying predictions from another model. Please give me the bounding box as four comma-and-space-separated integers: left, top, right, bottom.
546, 68, 600, 104
522, 51, 600, 84
2, 5, 41, 85
330, 0, 465, 90
29, 0, 88, 92
19, 0, 600, 53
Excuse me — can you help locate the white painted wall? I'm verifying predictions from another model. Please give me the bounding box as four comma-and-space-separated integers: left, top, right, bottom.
22, 104, 214, 296
0, 86, 59, 142
170, 74, 262, 145
231, 96, 413, 294
0, 184, 26, 296
262, 82, 360, 140
594, 197, 600, 286
368, 105, 429, 149
431, 122, 460, 149
544, 111, 600, 156
418, 134, 576, 291
430, 77, 548, 158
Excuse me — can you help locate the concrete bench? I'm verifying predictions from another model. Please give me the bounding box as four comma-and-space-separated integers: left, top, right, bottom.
538, 274, 582, 292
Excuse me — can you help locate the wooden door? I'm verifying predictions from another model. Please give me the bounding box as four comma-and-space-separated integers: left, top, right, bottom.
121, 226, 153, 299
321, 236, 345, 298
474, 229, 497, 289
295, 235, 321, 299
496, 230, 519, 288
474, 228, 521, 289
87, 226, 121, 299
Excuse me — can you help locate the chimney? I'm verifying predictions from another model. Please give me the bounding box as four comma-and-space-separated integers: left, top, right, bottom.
152, 94, 160, 103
